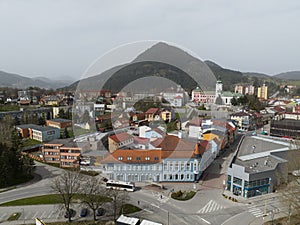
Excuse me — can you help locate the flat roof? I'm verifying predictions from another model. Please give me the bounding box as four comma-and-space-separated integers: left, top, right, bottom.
235, 154, 287, 174
48, 118, 72, 123
116, 215, 139, 225
237, 136, 289, 160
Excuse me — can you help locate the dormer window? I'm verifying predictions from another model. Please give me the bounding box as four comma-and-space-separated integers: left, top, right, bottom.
127, 156, 132, 160
145, 157, 150, 161
118, 156, 123, 160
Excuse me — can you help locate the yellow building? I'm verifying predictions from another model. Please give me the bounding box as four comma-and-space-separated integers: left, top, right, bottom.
257, 83, 268, 99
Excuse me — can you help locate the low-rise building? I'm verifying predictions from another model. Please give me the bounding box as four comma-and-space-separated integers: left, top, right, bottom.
46, 118, 72, 129
226, 136, 296, 198
108, 132, 134, 152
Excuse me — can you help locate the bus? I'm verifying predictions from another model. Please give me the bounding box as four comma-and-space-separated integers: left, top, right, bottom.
105, 180, 135, 192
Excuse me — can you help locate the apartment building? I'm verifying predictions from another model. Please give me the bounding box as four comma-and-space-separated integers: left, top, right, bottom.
42, 138, 84, 168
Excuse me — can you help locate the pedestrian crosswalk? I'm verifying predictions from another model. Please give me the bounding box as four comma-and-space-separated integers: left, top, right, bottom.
197, 200, 225, 214
248, 206, 264, 218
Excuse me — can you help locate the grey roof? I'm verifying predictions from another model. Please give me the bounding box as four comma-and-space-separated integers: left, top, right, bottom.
17, 124, 59, 132
45, 138, 78, 147
237, 136, 289, 159
235, 154, 287, 174
48, 118, 72, 123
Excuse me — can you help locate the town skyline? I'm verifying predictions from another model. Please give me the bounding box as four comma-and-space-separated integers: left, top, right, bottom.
1, 0, 300, 80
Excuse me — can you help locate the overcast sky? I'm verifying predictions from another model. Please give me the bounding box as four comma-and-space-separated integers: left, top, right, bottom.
0, 0, 299, 80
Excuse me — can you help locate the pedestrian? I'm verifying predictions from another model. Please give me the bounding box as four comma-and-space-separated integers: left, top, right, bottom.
160, 195, 162, 199
138, 200, 140, 205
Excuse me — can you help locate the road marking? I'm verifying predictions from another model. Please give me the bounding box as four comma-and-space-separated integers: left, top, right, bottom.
248, 207, 264, 217
198, 216, 211, 224
47, 210, 54, 219
198, 200, 225, 213
143, 209, 153, 214
39, 210, 47, 219
150, 203, 160, 209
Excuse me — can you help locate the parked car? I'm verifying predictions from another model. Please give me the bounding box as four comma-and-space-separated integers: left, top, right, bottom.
96, 208, 105, 216
64, 208, 75, 218
80, 208, 88, 217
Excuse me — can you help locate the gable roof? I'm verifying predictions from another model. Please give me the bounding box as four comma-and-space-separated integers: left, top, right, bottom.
145, 108, 159, 114
109, 132, 133, 143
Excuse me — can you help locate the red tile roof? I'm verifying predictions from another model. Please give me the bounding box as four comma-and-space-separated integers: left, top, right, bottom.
134, 136, 150, 145
101, 149, 162, 164
109, 132, 133, 143
145, 108, 159, 114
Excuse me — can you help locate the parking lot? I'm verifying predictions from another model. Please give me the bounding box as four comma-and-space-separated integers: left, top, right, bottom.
0, 204, 108, 224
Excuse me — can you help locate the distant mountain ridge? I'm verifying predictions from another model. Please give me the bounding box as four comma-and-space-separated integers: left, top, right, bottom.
274, 71, 300, 80
0, 70, 74, 89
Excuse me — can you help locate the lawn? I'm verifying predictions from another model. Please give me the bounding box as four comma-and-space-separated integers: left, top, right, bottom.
0, 194, 112, 206
121, 203, 142, 214
171, 190, 196, 201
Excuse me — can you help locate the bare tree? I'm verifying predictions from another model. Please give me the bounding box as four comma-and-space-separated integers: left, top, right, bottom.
81, 176, 110, 221
107, 189, 128, 221
51, 170, 82, 222
278, 140, 300, 224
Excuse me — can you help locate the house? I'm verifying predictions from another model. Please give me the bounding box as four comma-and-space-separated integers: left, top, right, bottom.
230, 111, 255, 131
145, 108, 160, 122
16, 124, 60, 142
160, 109, 171, 123
188, 117, 202, 139
40, 95, 60, 106
108, 132, 134, 152
46, 118, 72, 129
133, 136, 150, 149
42, 138, 84, 168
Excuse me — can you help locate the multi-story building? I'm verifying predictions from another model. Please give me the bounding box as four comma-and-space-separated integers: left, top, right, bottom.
257, 83, 268, 100
101, 136, 214, 182
42, 138, 85, 168
234, 85, 243, 94
46, 118, 72, 129
226, 136, 295, 198
270, 119, 300, 138
16, 124, 60, 142
108, 132, 134, 152
245, 85, 255, 95
230, 111, 256, 131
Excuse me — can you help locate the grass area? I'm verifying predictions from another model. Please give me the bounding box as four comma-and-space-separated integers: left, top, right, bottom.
22, 138, 42, 148
0, 174, 33, 189
0, 104, 20, 112
0, 194, 112, 206
171, 190, 196, 201
121, 203, 142, 214
7, 212, 21, 221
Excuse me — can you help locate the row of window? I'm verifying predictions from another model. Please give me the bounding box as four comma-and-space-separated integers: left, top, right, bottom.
244, 178, 270, 188
117, 156, 159, 161
108, 165, 162, 171
163, 173, 193, 180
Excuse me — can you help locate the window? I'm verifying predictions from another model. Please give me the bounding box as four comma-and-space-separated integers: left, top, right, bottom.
118, 156, 123, 160
127, 156, 132, 160
233, 177, 242, 186
136, 157, 141, 160
154, 157, 159, 160
145, 157, 150, 161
